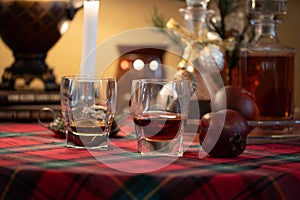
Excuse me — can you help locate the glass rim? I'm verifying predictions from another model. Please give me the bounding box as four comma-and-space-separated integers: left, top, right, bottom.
246, 0, 288, 14
247, 0, 287, 2
132, 78, 190, 84
61, 75, 116, 81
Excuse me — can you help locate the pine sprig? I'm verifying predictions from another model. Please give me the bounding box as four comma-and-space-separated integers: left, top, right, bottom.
151, 0, 248, 84
152, 7, 166, 28
217, 0, 240, 16
151, 7, 184, 47
212, 0, 241, 39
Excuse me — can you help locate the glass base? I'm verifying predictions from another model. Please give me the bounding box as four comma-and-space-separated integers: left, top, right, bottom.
138, 137, 183, 157
246, 118, 300, 144
247, 126, 300, 144
66, 130, 109, 150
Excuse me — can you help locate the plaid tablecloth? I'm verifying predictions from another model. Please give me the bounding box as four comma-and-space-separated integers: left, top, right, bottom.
0, 123, 300, 200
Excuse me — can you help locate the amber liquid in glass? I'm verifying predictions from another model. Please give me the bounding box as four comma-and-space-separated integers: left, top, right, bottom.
133, 113, 184, 141
239, 53, 294, 120
67, 120, 111, 148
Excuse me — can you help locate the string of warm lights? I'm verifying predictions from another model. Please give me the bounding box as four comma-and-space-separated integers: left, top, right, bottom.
120, 58, 161, 71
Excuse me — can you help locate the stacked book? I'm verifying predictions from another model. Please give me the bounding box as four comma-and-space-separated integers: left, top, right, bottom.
0, 90, 61, 121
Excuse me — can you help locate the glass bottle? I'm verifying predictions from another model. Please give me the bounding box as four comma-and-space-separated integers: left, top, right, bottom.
171, 0, 225, 118
239, 0, 295, 121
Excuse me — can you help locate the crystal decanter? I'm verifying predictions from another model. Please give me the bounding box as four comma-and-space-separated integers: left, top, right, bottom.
239, 0, 296, 142
239, 0, 295, 121
168, 0, 226, 118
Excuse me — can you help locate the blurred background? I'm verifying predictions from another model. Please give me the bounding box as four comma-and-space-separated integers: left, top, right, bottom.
0, 0, 299, 106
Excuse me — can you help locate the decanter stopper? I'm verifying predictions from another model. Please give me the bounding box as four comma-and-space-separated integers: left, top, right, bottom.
186, 0, 210, 9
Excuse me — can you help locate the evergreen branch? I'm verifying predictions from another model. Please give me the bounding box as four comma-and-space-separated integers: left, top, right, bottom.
151, 8, 184, 47
152, 7, 166, 28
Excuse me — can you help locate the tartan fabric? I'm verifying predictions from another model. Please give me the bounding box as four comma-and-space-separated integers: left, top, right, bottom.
0, 123, 300, 200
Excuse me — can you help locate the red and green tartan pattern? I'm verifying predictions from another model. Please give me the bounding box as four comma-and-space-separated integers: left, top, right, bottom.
0, 123, 300, 200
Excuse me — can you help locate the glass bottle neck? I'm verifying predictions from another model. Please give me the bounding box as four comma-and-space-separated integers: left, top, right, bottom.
180, 7, 213, 39
250, 18, 281, 48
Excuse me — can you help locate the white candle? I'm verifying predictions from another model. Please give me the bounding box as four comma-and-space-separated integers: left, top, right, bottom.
80, 0, 99, 76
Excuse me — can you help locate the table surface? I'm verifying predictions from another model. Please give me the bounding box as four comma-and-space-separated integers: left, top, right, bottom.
0, 122, 300, 200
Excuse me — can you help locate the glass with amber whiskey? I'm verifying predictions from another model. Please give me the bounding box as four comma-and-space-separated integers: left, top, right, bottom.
130, 79, 190, 156
65, 77, 117, 149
